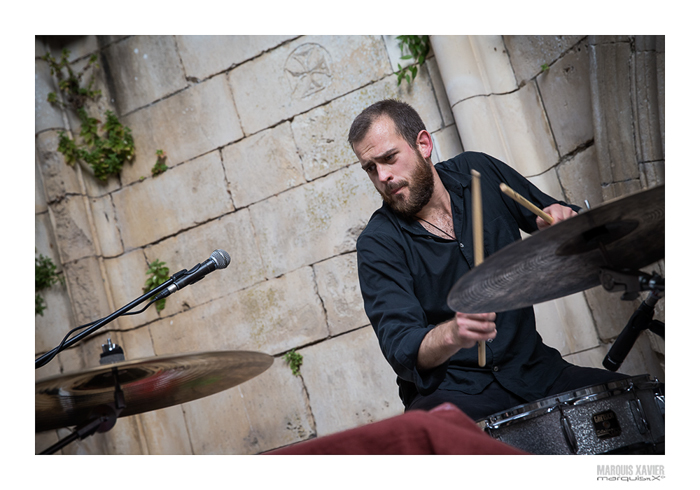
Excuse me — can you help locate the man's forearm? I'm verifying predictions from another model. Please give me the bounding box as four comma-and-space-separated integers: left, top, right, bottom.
416, 319, 462, 371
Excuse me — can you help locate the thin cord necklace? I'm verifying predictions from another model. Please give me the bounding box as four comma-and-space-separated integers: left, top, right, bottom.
416, 217, 456, 240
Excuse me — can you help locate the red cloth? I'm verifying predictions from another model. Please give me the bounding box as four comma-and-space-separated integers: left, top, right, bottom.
267, 403, 527, 455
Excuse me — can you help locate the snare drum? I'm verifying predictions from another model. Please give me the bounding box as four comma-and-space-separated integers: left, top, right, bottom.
477, 375, 664, 455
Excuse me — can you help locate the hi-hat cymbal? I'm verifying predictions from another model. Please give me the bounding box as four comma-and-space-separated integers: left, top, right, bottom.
35, 350, 273, 433
447, 185, 664, 313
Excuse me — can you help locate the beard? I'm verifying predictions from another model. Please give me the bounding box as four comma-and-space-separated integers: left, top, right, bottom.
379, 151, 435, 220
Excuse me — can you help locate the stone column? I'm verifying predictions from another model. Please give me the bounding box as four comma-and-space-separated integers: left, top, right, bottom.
429, 35, 643, 374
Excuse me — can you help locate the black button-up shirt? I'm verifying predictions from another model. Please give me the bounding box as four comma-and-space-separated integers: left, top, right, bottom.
357, 152, 578, 407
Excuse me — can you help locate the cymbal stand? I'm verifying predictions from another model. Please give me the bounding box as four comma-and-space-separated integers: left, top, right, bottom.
35, 269, 187, 369
39, 342, 127, 455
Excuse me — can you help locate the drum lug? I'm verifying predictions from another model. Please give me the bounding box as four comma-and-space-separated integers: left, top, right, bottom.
560, 412, 578, 454
655, 394, 665, 419
629, 399, 650, 434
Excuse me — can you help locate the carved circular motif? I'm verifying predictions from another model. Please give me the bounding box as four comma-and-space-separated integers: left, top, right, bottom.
284, 43, 333, 99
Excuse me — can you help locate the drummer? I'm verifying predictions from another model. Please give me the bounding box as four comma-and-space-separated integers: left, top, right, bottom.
350, 99, 628, 421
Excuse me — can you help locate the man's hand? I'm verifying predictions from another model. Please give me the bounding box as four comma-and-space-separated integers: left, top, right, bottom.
537, 203, 577, 230
417, 312, 497, 370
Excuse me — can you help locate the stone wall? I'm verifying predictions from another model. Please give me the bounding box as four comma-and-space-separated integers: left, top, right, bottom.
34, 34, 459, 454
35, 35, 664, 455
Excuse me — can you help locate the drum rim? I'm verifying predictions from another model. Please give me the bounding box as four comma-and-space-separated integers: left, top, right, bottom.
477, 374, 661, 429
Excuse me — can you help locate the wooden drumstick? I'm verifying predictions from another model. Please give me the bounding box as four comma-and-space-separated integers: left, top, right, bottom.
471, 170, 486, 367
499, 183, 554, 225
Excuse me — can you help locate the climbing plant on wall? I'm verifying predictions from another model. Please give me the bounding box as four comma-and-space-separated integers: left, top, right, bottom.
35, 253, 64, 316
396, 35, 431, 85
44, 48, 135, 182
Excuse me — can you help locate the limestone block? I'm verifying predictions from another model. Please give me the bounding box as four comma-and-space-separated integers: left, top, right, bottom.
176, 35, 297, 80
63, 255, 112, 327
557, 145, 603, 208
641, 160, 664, 189
93, 415, 147, 455
300, 326, 404, 437
313, 253, 369, 336
102, 35, 188, 116
633, 50, 664, 163
35, 130, 82, 203
656, 52, 664, 157
121, 74, 243, 186
534, 292, 600, 356
222, 122, 306, 208
89, 194, 123, 257
537, 43, 593, 157
44, 35, 99, 62
589, 41, 638, 183
35, 430, 60, 455
112, 151, 234, 249
426, 56, 455, 126
149, 267, 327, 357
250, 164, 381, 278
183, 358, 315, 454
528, 166, 564, 201
35, 211, 61, 264
562, 344, 608, 369
83, 171, 122, 199
35, 35, 47, 57
35, 58, 65, 133
103, 250, 160, 331
36, 153, 48, 214
54, 427, 107, 455
292, 74, 442, 181
584, 285, 639, 341
431, 36, 517, 103
35, 208, 75, 354
145, 209, 265, 316
503, 35, 586, 83
35, 284, 76, 355
135, 405, 192, 454
454, 82, 559, 177
48, 195, 95, 263
601, 180, 641, 202
119, 325, 156, 359
431, 124, 463, 163
229, 35, 391, 135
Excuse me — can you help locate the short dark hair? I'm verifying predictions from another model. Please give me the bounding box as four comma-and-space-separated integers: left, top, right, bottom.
348, 99, 426, 151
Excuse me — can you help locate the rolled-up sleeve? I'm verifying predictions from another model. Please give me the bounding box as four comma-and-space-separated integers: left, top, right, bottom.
357, 231, 448, 394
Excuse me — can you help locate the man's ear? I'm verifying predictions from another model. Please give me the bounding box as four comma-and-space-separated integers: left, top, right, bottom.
415, 129, 433, 159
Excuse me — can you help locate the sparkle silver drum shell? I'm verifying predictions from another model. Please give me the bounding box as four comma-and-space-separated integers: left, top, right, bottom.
476, 375, 664, 455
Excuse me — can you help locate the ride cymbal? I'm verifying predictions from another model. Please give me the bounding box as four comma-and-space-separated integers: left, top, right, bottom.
447, 185, 664, 313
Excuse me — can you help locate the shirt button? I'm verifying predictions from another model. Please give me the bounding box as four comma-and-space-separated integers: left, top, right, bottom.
493, 366, 499, 372
459, 243, 464, 248
487, 338, 493, 343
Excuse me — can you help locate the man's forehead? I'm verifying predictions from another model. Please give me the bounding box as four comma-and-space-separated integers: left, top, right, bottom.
355, 116, 401, 157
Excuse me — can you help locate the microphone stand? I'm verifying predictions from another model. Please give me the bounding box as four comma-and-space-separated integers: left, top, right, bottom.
598, 268, 665, 372
35, 269, 187, 369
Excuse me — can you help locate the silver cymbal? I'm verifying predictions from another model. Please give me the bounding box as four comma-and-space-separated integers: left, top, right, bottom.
447, 185, 664, 313
36, 350, 273, 433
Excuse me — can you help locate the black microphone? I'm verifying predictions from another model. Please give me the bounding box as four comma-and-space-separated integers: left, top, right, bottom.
153, 249, 231, 301
603, 291, 660, 372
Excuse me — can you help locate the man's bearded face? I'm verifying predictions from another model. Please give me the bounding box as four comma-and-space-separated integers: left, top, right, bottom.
379, 149, 435, 219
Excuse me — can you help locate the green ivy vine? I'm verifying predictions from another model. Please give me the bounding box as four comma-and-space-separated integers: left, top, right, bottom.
36, 253, 64, 316
396, 35, 431, 86
283, 349, 304, 376
144, 259, 170, 312
44, 48, 135, 182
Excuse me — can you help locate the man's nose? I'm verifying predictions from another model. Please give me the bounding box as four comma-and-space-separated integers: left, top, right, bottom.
376, 164, 392, 183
